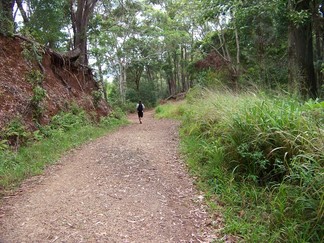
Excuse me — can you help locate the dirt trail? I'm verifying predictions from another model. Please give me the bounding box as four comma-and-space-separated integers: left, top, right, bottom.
0, 110, 218, 242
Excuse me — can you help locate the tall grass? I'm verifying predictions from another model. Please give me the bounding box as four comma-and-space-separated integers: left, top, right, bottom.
156, 87, 324, 242
0, 107, 128, 193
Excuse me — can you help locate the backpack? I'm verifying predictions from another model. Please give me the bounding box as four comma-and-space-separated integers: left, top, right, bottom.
137, 103, 143, 112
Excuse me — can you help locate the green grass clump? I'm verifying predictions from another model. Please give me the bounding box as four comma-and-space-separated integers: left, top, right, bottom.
155, 101, 186, 119
156, 87, 324, 242
0, 108, 128, 193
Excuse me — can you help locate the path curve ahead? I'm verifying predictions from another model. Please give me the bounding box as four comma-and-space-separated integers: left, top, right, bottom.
0, 110, 217, 242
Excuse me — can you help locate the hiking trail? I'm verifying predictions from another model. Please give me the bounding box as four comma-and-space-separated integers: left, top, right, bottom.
0, 110, 220, 242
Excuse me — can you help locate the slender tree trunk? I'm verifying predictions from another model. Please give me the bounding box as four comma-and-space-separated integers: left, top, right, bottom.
118, 60, 127, 103
233, 25, 240, 90
97, 63, 108, 103
133, 66, 143, 91
313, 4, 324, 95
184, 47, 190, 91
173, 50, 179, 93
166, 53, 176, 95
189, 22, 195, 88
146, 65, 153, 88
180, 46, 187, 92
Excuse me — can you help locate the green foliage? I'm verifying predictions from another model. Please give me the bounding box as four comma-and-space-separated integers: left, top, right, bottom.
0, 107, 127, 192
190, 69, 231, 89
157, 88, 324, 241
100, 108, 128, 128
45, 109, 89, 136
196, 0, 290, 91
288, 9, 311, 26
0, 9, 14, 36
226, 98, 323, 185
31, 85, 46, 103
126, 77, 160, 108
107, 82, 147, 113
91, 90, 102, 108
0, 6, 14, 36
0, 119, 31, 148
26, 70, 44, 85
25, 60, 46, 121
110, 97, 136, 114
26, 70, 46, 121
106, 107, 127, 120
21, 41, 44, 64
21, 0, 70, 48
0, 140, 9, 151
155, 101, 185, 119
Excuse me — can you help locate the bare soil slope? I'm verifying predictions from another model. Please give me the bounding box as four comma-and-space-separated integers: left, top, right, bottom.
0, 35, 109, 131
0, 111, 219, 242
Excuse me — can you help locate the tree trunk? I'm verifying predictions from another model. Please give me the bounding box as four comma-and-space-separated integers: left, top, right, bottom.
118, 60, 127, 103
233, 25, 240, 90
168, 53, 176, 95
288, 0, 317, 98
180, 46, 187, 92
70, 0, 98, 65
0, 0, 15, 36
97, 62, 108, 103
172, 50, 179, 94
133, 65, 143, 91
313, 4, 324, 96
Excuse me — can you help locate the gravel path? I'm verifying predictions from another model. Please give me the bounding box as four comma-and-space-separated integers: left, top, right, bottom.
0, 110, 218, 242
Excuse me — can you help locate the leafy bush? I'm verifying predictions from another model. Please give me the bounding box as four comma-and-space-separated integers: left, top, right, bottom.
50, 110, 88, 131
91, 90, 102, 108
0, 119, 31, 148
107, 107, 127, 120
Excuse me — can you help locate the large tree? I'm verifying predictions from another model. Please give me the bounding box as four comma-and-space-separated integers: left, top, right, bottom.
288, 0, 317, 98
70, 0, 98, 65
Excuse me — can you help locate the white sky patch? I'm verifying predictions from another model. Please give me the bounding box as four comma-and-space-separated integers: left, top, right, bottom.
13, 3, 24, 29
152, 4, 162, 11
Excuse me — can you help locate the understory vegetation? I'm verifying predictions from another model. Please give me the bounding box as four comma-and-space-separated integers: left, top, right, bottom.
0, 105, 128, 193
155, 87, 324, 242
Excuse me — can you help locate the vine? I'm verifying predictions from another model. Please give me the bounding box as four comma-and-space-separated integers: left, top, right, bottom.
20, 36, 47, 122
20, 38, 45, 74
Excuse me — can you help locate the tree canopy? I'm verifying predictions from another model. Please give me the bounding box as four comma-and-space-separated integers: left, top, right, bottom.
1, 0, 323, 102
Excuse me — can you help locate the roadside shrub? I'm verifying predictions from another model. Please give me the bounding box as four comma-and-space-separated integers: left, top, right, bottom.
50, 109, 88, 131
0, 119, 31, 148
226, 98, 323, 185
0, 107, 127, 192
159, 88, 323, 242
107, 107, 127, 120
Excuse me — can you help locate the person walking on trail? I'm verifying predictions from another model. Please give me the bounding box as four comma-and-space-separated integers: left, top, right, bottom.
136, 100, 145, 124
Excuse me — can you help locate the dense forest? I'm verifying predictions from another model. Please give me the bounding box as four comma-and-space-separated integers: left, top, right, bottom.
1, 0, 324, 242
1, 0, 324, 105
